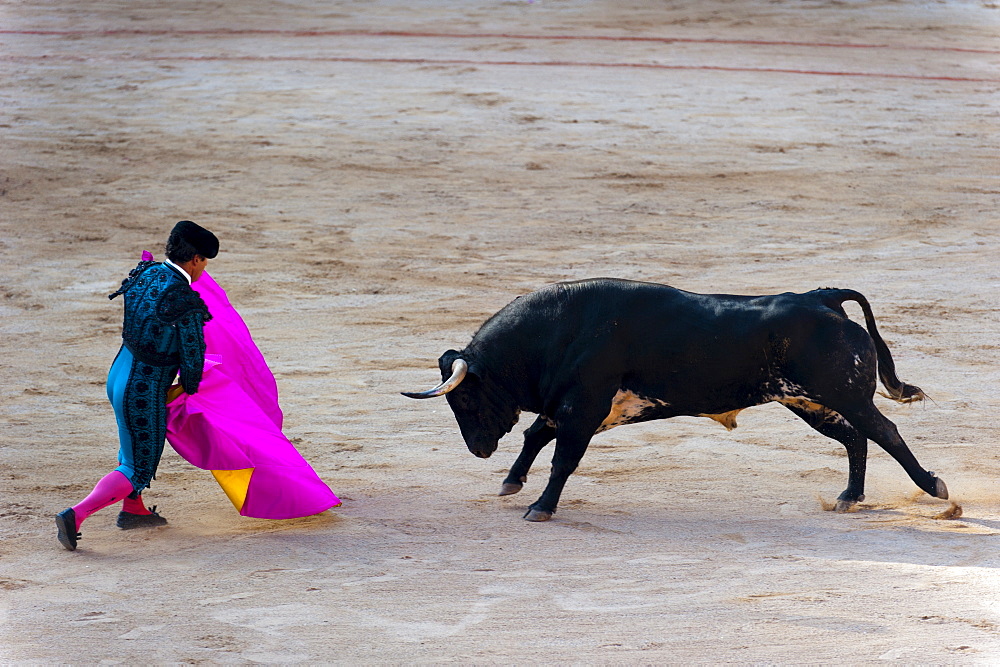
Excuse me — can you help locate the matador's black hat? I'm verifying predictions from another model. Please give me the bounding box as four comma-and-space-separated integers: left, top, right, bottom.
170, 220, 219, 259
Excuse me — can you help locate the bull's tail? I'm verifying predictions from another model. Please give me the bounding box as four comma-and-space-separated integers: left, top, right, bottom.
819, 289, 925, 404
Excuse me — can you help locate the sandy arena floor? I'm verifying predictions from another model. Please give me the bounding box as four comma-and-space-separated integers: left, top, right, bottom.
2, 0, 1000, 662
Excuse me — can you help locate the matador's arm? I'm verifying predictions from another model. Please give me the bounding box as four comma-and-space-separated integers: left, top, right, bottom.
158, 283, 212, 395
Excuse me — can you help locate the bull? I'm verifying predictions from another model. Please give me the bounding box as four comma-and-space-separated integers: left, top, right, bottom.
403, 279, 948, 521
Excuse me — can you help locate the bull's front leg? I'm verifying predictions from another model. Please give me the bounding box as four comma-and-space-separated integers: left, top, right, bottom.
524, 412, 602, 521
500, 415, 556, 496
523, 380, 617, 522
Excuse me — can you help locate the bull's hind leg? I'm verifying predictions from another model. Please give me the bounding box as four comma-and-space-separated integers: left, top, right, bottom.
839, 401, 949, 501
783, 403, 868, 512
500, 416, 556, 496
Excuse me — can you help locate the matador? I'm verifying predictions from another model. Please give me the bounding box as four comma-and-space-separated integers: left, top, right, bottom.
56, 220, 218, 550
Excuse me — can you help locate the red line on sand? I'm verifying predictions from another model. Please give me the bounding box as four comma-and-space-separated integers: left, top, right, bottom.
2, 28, 998, 55
8, 53, 998, 83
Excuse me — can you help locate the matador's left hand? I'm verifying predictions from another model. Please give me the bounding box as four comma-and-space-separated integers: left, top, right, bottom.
166, 383, 185, 404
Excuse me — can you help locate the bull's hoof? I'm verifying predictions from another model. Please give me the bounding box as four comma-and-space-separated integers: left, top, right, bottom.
523, 508, 552, 522
499, 482, 523, 496
932, 474, 949, 500
832, 492, 864, 513
834, 499, 859, 513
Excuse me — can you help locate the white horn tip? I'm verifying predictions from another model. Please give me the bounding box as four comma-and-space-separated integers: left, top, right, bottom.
401, 358, 468, 399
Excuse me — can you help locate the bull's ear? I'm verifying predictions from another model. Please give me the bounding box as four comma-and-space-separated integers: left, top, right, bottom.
439, 349, 464, 376
442, 349, 484, 379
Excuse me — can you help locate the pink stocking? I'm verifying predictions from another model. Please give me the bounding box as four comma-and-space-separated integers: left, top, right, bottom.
71, 471, 135, 530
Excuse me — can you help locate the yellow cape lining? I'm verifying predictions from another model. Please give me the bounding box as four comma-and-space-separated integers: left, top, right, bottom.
211, 468, 255, 511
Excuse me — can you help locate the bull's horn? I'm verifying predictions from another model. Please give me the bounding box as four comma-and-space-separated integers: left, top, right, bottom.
401, 358, 468, 399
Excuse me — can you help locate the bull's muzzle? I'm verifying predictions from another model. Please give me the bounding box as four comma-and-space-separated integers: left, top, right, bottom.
470, 442, 497, 459
401, 359, 468, 399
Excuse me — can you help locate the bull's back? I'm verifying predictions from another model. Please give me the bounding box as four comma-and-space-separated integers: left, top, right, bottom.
481, 279, 855, 392
551, 281, 854, 402
507, 278, 823, 349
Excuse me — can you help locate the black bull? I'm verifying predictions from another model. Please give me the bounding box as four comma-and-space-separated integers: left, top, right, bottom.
403, 279, 948, 521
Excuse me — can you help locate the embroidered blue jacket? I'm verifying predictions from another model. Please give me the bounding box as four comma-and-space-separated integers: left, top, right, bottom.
109, 261, 211, 393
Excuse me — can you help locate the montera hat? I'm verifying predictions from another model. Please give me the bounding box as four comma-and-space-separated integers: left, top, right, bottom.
170, 220, 219, 259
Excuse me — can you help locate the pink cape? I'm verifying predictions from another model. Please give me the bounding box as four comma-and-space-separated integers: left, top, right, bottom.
164, 268, 340, 519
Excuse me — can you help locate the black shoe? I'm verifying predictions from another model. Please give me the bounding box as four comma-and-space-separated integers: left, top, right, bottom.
56, 508, 80, 551
116, 505, 168, 530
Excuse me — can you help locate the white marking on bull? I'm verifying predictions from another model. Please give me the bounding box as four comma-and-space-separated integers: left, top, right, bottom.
774, 378, 806, 397
760, 376, 850, 427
